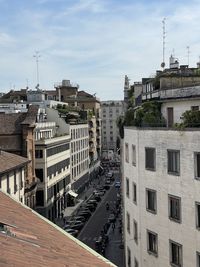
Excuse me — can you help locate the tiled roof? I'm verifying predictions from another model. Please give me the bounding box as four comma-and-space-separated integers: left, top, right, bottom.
78, 91, 94, 98
0, 113, 26, 134
0, 151, 29, 174
0, 192, 116, 267
0, 105, 38, 135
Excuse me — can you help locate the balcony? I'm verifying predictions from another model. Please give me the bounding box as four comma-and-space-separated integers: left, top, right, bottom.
89, 144, 95, 153
96, 122, 100, 129
97, 142, 101, 148
89, 122, 94, 129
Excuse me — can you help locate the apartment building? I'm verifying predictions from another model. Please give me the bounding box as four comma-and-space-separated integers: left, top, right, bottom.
123, 61, 200, 267
0, 150, 29, 203
0, 105, 38, 209
70, 124, 89, 194
53, 80, 102, 163
101, 100, 124, 151
34, 108, 71, 221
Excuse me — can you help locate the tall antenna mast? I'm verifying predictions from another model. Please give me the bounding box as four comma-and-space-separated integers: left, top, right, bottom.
33, 51, 41, 89
161, 18, 166, 69
186, 46, 190, 66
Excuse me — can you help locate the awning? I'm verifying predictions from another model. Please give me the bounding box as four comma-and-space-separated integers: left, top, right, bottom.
68, 190, 78, 198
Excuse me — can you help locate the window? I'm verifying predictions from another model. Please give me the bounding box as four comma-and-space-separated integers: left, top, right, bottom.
147, 230, 158, 256
35, 169, 44, 182
133, 220, 138, 244
35, 149, 43, 158
127, 212, 130, 234
127, 247, 131, 267
110, 137, 113, 141
133, 182, 137, 204
168, 150, 180, 175
14, 171, 17, 193
134, 258, 139, 267
195, 202, 200, 229
197, 251, 200, 267
194, 153, 200, 179
126, 177, 130, 198
169, 240, 182, 267
125, 143, 129, 163
146, 189, 157, 213
6, 174, 10, 193
145, 148, 156, 171
169, 195, 181, 223
36, 190, 44, 206
132, 145, 136, 166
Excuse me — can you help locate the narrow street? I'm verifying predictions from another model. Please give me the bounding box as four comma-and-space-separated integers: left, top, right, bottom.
77, 172, 125, 267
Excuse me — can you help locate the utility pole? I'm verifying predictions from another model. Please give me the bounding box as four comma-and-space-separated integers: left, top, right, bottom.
186, 46, 190, 66
33, 51, 41, 89
161, 18, 166, 69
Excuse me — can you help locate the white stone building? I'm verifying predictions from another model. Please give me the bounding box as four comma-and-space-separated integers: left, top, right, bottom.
70, 124, 90, 193
123, 65, 200, 267
101, 100, 124, 151
34, 108, 71, 221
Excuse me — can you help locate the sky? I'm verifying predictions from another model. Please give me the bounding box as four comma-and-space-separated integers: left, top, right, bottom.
0, 0, 200, 100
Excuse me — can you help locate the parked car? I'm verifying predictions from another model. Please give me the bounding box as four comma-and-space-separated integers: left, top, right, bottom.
72, 216, 86, 222
103, 184, 110, 190
106, 172, 113, 178
105, 178, 111, 185
82, 203, 96, 212
96, 186, 105, 191
87, 199, 98, 207
115, 181, 121, 188
66, 220, 83, 225
78, 211, 92, 219
93, 194, 101, 202
64, 228, 79, 237
94, 190, 104, 197
70, 222, 85, 230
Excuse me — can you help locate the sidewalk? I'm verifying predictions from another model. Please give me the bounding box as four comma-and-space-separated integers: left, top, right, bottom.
55, 176, 102, 228
105, 216, 125, 267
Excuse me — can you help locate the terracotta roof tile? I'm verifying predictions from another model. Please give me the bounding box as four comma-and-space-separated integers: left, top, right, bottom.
0, 151, 29, 174
0, 192, 116, 267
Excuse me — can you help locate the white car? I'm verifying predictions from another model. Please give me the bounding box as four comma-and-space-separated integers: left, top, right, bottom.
106, 172, 113, 178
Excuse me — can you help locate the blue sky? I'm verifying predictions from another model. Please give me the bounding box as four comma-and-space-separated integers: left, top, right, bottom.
0, 0, 200, 100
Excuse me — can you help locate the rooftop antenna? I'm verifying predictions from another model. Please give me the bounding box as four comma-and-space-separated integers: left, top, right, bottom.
161, 18, 166, 69
186, 46, 190, 66
33, 51, 41, 89
26, 79, 29, 89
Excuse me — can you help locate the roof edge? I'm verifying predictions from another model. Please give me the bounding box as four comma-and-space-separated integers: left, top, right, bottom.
0, 190, 117, 267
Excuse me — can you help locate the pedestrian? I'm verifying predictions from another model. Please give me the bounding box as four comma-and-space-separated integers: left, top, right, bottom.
112, 222, 115, 231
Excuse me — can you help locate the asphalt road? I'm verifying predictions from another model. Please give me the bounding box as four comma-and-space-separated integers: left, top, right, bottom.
77, 172, 125, 267
78, 181, 117, 248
